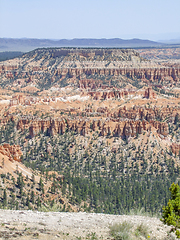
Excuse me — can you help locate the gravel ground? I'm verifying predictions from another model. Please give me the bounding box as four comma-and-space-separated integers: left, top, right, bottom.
0, 210, 177, 239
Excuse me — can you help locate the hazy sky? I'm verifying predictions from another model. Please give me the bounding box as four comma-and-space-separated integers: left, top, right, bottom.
0, 0, 180, 40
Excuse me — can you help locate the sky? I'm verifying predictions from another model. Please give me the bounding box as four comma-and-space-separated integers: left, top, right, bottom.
0, 0, 180, 41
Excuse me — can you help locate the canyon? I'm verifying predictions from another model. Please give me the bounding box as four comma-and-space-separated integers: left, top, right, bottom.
0, 47, 180, 160
0, 47, 180, 221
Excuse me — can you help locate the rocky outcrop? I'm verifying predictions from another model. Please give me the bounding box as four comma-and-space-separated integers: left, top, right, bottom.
144, 87, 156, 99
171, 143, 180, 155
150, 121, 169, 136
9, 94, 24, 106
28, 118, 66, 137
0, 65, 18, 73
79, 79, 98, 90
17, 118, 31, 130
0, 144, 22, 162
113, 106, 179, 123
3, 104, 179, 139
16, 116, 169, 139
99, 120, 143, 138
87, 89, 135, 100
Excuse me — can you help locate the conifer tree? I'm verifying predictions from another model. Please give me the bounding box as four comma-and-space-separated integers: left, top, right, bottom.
3, 189, 7, 207
161, 183, 180, 238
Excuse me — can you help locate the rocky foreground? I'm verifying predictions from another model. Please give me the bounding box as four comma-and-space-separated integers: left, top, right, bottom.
0, 210, 177, 239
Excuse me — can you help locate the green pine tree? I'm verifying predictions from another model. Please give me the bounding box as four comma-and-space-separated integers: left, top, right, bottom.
3, 189, 7, 207
161, 183, 180, 238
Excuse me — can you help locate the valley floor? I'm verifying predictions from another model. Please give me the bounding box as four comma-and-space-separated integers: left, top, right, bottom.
0, 210, 176, 239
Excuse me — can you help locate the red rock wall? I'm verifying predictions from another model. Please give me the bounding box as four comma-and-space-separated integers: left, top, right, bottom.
16, 116, 169, 138
56, 67, 180, 82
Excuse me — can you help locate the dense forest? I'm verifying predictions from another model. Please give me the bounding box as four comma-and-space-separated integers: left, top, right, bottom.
0, 52, 23, 62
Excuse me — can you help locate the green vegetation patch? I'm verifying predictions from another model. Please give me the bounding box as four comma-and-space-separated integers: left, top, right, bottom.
0, 51, 23, 62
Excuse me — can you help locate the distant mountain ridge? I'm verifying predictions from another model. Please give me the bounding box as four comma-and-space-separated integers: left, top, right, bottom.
0, 38, 164, 52
158, 38, 180, 44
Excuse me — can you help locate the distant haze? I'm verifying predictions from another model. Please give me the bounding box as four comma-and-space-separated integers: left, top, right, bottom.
0, 38, 165, 52
0, 0, 180, 41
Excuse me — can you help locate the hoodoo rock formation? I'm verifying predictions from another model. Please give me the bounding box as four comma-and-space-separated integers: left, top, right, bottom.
86, 89, 135, 100
0, 144, 22, 162
2, 105, 179, 140
16, 117, 169, 139
171, 143, 180, 155
144, 87, 156, 99
113, 106, 178, 122
80, 80, 157, 101
1, 66, 179, 84
56, 67, 180, 83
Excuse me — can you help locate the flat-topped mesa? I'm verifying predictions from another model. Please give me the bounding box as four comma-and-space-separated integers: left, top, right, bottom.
0, 144, 22, 162
25, 48, 141, 61
1, 48, 180, 76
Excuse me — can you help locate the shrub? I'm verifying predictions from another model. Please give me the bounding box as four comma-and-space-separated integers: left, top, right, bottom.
135, 223, 148, 238
109, 221, 132, 240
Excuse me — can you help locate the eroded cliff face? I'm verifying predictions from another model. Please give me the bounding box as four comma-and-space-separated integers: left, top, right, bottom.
16, 116, 169, 139
2, 104, 178, 140
57, 67, 180, 82
171, 143, 180, 155
1, 65, 179, 83
86, 89, 136, 100
113, 106, 178, 122
0, 48, 180, 92
0, 144, 22, 162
